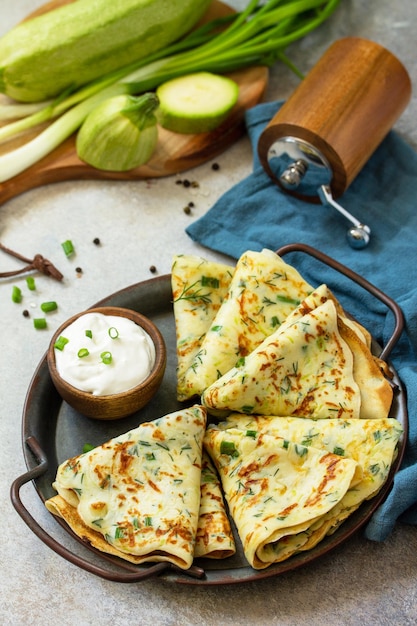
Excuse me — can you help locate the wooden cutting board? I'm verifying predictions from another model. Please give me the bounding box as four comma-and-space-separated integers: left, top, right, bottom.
0, 1, 268, 206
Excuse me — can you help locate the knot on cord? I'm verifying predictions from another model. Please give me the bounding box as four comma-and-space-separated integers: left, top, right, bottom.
0, 243, 63, 281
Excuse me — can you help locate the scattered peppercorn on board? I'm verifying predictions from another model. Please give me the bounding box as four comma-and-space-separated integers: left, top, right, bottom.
0, 0, 268, 206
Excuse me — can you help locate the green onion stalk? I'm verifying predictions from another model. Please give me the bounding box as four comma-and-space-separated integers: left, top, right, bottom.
0, 0, 340, 182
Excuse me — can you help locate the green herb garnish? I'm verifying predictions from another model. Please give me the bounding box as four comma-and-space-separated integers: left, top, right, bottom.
40, 300, 58, 313
33, 318, 47, 329
61, 239, 75, 257
26, 276, 36, 291
220, 440, 239, 458
12, 285, 22, 303
201, 276, 220, 288
100, 351, 112, 364
54, 335, 69, 351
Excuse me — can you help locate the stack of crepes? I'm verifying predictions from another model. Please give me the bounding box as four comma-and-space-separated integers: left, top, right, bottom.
171, 249, 402, 568
45, 249, 403, 572
46, 405, 236, 570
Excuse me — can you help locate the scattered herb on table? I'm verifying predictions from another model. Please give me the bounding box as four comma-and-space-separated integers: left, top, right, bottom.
11, 285, 22, 303
26, 276, 36, 291
40, 301, 58, 313
61, 240, 75, 257
33, 318, 47, 329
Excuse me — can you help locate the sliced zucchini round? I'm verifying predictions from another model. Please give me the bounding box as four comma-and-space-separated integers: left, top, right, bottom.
156, 72, 239, 134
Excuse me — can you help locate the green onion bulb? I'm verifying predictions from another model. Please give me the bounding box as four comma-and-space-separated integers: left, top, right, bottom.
76, 93, 159, 171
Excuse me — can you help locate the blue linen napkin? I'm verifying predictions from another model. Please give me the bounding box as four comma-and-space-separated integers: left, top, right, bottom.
187, 101, 417, 541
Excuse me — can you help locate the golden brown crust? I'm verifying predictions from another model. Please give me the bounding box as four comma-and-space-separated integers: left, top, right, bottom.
46, 494, 190, 567
337, 317, 393, 419
194, 452, 236, 559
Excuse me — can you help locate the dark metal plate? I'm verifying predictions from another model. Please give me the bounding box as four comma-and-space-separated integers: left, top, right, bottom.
15, 249, 408, 585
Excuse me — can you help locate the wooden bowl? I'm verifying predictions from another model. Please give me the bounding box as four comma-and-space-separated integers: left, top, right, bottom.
47, 306, 166, 420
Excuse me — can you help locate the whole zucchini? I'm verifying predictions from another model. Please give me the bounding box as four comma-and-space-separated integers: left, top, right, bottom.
0, 0, 212, 103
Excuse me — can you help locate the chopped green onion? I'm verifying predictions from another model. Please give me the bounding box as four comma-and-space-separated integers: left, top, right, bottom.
108, 326, 119, 339
82, 443, 95, 453
100, 351, 112, 365
220, 440, 239, 458
85, 329, 93, 339
61, 239, 75, 257
78, 348, 90, 358
245, 430, 258, 439
40, 300, 58, 313
271, 315, 280, 328
201, 276, 220, 288
12, 285, 22, 303
26, 276, 36, 291
54, 335, 69, 351
144, 516, 153, 527
33, 318, 47, 329
114, 526, 125, 539
294, 444, 308, 457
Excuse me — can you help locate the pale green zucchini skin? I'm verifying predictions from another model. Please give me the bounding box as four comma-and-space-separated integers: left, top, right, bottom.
0, 0, 211, 103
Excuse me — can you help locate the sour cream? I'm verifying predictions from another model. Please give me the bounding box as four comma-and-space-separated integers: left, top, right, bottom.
54, 312, 156, 395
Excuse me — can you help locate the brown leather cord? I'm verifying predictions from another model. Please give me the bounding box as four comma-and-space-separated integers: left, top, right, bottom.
0, 242, 63, 281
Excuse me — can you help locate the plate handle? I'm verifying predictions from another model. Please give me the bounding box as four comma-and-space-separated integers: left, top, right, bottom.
275, 242, 404, 362
11, 436, 206, 583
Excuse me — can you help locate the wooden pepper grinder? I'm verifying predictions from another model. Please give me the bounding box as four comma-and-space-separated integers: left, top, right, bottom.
257, 37, 411, 248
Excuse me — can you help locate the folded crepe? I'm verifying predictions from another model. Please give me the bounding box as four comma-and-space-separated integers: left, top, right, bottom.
336, 316, 393, 420
203, 425, 358, 569
268, 283, 393, 420
217, 410, 401, 565
202, 298, 362, 419
171, 254, 234, 401
194, 450, 236, 559
276, 283, 367, 344
177, 249, 313, 400
217, 413, 402, 510
46, 406, 207, 570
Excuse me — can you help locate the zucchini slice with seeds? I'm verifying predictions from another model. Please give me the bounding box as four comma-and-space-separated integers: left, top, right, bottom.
156, 72, 239, 134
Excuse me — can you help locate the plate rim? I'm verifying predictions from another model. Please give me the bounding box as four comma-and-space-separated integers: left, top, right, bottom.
17, 271, 408, 585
